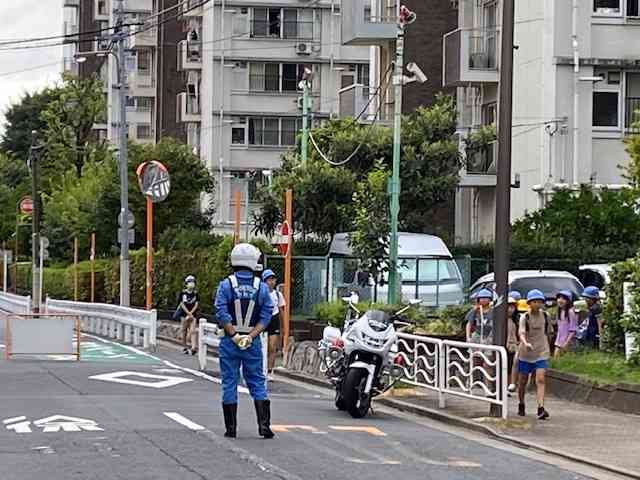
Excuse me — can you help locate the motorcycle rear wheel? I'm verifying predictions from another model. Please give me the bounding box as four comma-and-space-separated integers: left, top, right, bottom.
341, 368, 370, 418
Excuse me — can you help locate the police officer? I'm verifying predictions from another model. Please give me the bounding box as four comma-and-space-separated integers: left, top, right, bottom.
215, 243, 275, 439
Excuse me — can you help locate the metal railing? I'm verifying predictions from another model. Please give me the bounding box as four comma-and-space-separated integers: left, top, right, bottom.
251, 20, 313, 39
197, 319, 268, 375
45, 298, 157, 351
469, 29, 498, 70
0, 292, 31, 315
466, 141, 497, 174
396, 333, 508, 418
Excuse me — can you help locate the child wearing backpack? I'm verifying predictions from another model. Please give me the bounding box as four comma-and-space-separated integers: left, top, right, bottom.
517, 289, 551, 420
554, 290, 578, 358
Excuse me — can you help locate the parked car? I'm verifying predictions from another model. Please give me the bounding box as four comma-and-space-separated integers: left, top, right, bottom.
579, 264, 611, 290
470, 270, 584, 304
329, 232, 465, 306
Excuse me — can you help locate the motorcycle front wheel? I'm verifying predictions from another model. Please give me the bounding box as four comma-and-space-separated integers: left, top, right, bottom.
341, 368, 370, 418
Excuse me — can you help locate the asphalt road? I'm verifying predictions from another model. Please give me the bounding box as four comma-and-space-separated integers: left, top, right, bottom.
0, 334, 619, 480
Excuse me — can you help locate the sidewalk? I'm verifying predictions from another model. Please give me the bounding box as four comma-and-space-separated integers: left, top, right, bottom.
380, 385, 640, 478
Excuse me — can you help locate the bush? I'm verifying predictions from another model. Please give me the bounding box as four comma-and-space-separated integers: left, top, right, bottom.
158, 227, 223, 251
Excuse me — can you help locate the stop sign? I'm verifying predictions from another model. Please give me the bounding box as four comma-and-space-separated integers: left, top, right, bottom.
277, 221, 291, 256
19, 197, 34, 215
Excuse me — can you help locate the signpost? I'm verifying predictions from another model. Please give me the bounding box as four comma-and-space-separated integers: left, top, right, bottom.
136, 161, 171, 311
282, 190, 293, 361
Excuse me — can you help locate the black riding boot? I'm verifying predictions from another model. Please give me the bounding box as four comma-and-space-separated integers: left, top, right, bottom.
222, 403, 237, 438
254, 400, 275, 439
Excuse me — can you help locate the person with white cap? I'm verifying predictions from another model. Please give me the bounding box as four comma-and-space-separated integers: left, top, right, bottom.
214, 243, 275, 439
176, 275, 199, 355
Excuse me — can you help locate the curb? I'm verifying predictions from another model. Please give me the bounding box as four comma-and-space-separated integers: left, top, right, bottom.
276, 370, 640, 480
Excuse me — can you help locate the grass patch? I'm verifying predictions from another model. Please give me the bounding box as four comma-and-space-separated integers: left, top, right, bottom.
550, 351, 640, 386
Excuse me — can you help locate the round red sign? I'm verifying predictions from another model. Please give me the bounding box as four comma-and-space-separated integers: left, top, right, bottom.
19, 197, 34, 215
277, 222, 291, 256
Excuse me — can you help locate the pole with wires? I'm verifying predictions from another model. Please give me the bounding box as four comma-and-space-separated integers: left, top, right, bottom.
300, 66, 313, 165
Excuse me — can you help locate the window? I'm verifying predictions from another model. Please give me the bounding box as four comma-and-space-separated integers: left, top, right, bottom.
138, 97, 154, 111
125, 96, 135, 107
628, 0, 640, 16
247, 117, 301, 146
608, 71, 621, 85
594, 0, 621, 14
249, 63, 306, 92
593, 92, 619, 127
626, 73, 640, 128
251, 7, 312, 39
97, 0, 108, 16
137, 50, 151, 73
481, 102, 497, 125
137, 124, 152, 139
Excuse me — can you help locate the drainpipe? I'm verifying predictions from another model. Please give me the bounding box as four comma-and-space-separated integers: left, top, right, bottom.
572, 0, 579, 185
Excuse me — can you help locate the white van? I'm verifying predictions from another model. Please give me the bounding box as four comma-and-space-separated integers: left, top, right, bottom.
329, 232, 465, 306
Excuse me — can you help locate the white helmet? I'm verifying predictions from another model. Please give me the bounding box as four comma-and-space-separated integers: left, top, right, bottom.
230, 243, 262, 271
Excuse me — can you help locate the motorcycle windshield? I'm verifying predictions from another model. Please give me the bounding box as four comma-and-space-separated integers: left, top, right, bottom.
366, 310, 391, 332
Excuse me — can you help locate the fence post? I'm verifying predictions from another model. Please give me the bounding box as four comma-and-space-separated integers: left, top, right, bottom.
198, 319, 207, 370
149, 309, 157, 352
438, 340, 446, 409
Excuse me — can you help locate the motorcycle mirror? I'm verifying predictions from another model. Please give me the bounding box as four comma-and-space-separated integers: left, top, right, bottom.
349, 292, 360, 305
341, 297, 352, 303
409, 299, 422, 305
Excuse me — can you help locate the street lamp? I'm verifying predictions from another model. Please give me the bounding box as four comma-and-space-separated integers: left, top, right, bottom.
74, 47, 130, 306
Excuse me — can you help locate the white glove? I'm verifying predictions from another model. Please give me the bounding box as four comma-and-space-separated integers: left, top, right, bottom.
231, 334, 243, 346
237, 335, 253, 350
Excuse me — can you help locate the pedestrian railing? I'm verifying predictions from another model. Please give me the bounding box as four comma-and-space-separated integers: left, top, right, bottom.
396, 333, 508, 418
0, 292, 31, 315
197, 319, 268, 376
45, 298, 157, 351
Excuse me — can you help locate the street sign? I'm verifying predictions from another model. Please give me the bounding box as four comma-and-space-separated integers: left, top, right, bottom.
136, 161, 171, 203
118, 210, 135, 229
118, 228, 135, 245
19, 197, 34, 215
276, 221, 291, 256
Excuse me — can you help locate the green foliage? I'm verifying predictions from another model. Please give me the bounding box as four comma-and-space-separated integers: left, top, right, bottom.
253, 95, 460, 239
512, 186, 640, 250
349, 161, 390, 281
550, 351, 640, 386
463, 124, 496, 158
158, 227, 223, 251
41, 160, 120, 260
601, 260, 635, 354
312, 301, 347, 327
0, 152, 31, 243
127, 138, 216, 242
1, 87, 61, 161
292, 239, 330, 256
41, 74, 108, 180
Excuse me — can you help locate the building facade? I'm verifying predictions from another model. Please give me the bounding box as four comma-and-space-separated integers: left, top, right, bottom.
448, 0, 640, 244
179, 1, 370, 231
62, 0, 185, 145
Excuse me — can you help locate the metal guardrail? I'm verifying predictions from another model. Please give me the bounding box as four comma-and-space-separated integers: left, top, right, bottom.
45, 298, 157, 351
0, 292, 31, 315
396, 333, 508, 418
197, 319, 268, 376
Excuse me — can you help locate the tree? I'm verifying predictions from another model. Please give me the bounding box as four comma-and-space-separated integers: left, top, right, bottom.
127, 138, 216, 243
253, 94, 460, 239
1, 87, 60, 161
41, 73, 108, 179
512, 186, 640, 249
349, 161, 390, 281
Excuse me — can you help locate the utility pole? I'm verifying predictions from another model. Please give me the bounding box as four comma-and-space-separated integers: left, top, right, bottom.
492, 0, 515, 418
387, 6, 417, 305
29, 131, 44, 313
115, 0, 130, 306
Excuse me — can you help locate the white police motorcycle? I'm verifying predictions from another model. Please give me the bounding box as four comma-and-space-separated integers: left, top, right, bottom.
318, 293, 421, 418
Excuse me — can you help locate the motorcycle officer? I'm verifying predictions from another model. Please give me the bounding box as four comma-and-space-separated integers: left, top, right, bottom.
214, 243, 275, 439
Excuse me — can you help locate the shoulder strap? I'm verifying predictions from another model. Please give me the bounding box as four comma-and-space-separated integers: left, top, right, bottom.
243, 277, 261, 327
543, 311, 550, 334
228, 275, 243, 327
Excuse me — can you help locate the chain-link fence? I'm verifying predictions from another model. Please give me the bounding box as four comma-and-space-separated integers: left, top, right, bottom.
264, 256, 328, 317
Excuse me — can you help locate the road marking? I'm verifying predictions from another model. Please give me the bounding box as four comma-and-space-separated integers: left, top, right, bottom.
383, 439, 482, 468
347, 458, 402, 465
3, 416, 26, 424
83, 334, 250, 394
164, 412, 205, 431
271, 425, 327, 434
89, 371, 193, 389
328, 426, 387, 437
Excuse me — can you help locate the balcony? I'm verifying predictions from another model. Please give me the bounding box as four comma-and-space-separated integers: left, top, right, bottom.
459, 141, 497, 187
177, 40, 202, 71
129, 25, 156, 49
177, 92, 201, 122
443, 29, 499, 87
341, 0, 397, 46
182, 0, 204, 16
625, 97, 640, 132
128, 71, 155, 96
339, 84, 370, 119
63, 0, 79, 7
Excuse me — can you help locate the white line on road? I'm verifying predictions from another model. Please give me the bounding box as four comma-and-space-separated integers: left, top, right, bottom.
163, 412, 205, 431
3, 416, 26, 424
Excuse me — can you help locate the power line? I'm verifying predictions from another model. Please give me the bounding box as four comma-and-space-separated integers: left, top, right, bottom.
0, 61, 62, 78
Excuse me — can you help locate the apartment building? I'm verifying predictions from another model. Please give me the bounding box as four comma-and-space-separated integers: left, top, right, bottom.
448, 0, 640, 244
175, 1, 370, 231
62, 0, 185, 145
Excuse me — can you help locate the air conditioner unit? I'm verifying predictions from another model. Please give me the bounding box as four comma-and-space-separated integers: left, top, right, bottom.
296, 43, 312, 55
